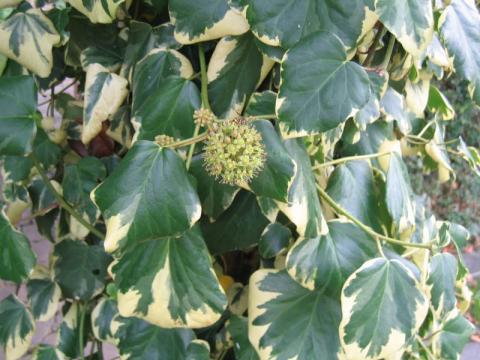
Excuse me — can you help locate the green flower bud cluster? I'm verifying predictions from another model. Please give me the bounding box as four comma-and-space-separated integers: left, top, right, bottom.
193, 108, 216, 127
203, 118, 266, 186
155, 134, 177, 146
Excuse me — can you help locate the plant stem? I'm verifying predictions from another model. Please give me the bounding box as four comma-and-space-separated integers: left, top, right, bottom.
363, 24, 385, 67
30, 153, 105, 240
381, 34, 395, 70
169, 132, 209, 149
198, 44, 211, 110
186, 124, 200, 170
78, 302, 87, 360
316, 184, 432, 250
246, 114, 277, 120
313, 151, 392, 169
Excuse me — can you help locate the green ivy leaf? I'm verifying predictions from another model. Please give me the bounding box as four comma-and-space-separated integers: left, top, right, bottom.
32, 128, 62, 169
113, 226, 227, 328
58, 302, 84, 358
248, 120, 296, 202
427, 253, 458, 316
32, 345, 64, 360
0, 9, 60, 77
27, 277, 61, 322
326, 160, 382, 231
53, 239, 111, 301
439, 0, 480, 105
92, 141, 201, 253
82, 63, 129, 144
186, 340, 210, 360
207, 33, 267, 118
354, 70, 388, 129
340, 258, 428, 359
169, 0, 249, 44
2, 155, 33, 183
246, 0, 366, 49
249, 269, 341, 359
0, 210, 36, 283
286, 220, 377, 292
258, 222, 291, 259
375, 0, 433, 56
202, 191, 269, 254
439, 315, 475, 360
189, 154, 240, 221
428, 85, 455, 120
385, 153, 416, 235
277, 32, 370, 138
114, 315, 196, 358
0, 295, 35, 360
226, 315, 259, 360
0, 75, 37, 156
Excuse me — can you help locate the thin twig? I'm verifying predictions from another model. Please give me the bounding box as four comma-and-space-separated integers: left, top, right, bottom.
312, 151, 392, 169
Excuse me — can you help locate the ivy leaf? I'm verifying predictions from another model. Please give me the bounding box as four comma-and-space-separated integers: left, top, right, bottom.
113, 226, 227, 328
114, 315, 196, 358
2, 155, 33, 183
65, 0, 125, 24
32, 128, 62, 169
428, 85, 455, 121
355, 70, 388, 129
249, 120, 296, 202
258, 223, 291, 259
249, 269, 341, 359
53, 239, 111, 301
277, 139, 327, 238
0, 75, 37, 156
169, 0, 249, 44
132, 75, 200, 142
246, 0, 366, 49
0, 295, 35, 360
91, 298, 118, 344
277, 32, 370, 138
186, 340, 210, 360
439, 315, 475, 360
27, 277, 61, 322
340, 258, 428, 359
207, 33, 268, 118
439, 0, 480, 105
62, 157, 106, 237
121, 21, 182, 79
326, 160, 381, 231
380, 87, 412, 135
92, 141, 201, 253
226, 315, 259, 360
427, 253, 458, 316
58, 303, 85, 358
32, 345, 64, 360
189, 154, 240, 221
386, 153, 415, 235
287, 220, 377, 293
82, 63, 129, 144
202, 191, 269, 255
375, 0, 433, 56
0, 210, 36, 283
0, 9, 60, 77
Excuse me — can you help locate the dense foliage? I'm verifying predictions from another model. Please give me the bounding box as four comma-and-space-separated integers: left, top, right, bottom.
0, 0, 480, 359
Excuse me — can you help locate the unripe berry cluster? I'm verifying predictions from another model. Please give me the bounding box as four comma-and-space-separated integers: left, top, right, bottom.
203, 118, 266, 186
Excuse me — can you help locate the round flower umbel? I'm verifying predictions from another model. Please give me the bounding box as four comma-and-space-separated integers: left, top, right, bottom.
193, 108, 216, 127
203, 118, 266, 186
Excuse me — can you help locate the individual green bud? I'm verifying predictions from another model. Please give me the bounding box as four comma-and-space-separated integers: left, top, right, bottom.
203, 118, 266, 186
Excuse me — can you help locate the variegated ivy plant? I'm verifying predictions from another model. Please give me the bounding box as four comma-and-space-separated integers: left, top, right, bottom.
0, 0, 480, 359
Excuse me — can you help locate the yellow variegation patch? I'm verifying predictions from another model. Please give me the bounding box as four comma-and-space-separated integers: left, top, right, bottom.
0, 0, 21, 8
405, 72, 431, 117
0, 9, 60, 77
82, 63, 129, 144
66, 0, 125, 24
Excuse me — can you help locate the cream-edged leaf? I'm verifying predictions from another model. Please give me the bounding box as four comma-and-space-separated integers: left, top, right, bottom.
91, 298, 118, 344
0, 295, 35, 360
439, 315, 475, 360
113, 226, 227, 328
248, 269, 341, 360
277, 32, 370, 138
26, 277, 61, 322
427, 253, 458, 316
31, 345, 65, 360
169, 0, 249, 44
227, 315, 260, 360
66, 0, 125, 24
82, 63, 128, 144
91, 141, 202, 254
0, 9, 60, 77
375, 0, 433, 56
340, 258, 428, 360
